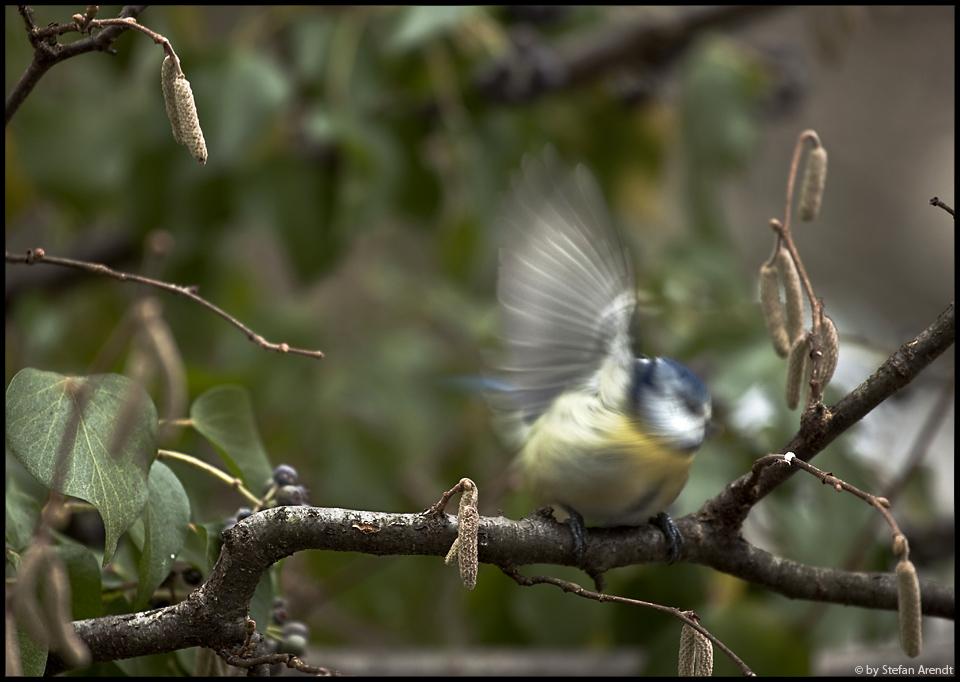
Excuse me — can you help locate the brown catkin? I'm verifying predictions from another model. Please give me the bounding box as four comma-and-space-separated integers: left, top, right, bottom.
798, 146, 828, 221
785, 334, 809, 410
776, 247, 805, 345
759, 262, 790, 357
896, 560, 922, 657
818, 315, 839, 390
161, 56, 207, 165
457, 504, 479, 590
456, 479, 479, 590
678, 624, 714, 677
173, 76, 207, 165
161, 57, 183, 144
444, 479, 479, 590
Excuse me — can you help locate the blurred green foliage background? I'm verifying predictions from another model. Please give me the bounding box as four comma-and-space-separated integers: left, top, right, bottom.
6, 6, 953, 675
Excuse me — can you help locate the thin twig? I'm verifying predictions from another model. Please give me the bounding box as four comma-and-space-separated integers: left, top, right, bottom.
769, 130, 830, 403
754, 453, 907, 557
778, 130, 823, 320
6, 248, 324, 360
157, 450, 261, 506
799, 373, 956, 629
500, 566, 753, 675
929, 196, 955, 218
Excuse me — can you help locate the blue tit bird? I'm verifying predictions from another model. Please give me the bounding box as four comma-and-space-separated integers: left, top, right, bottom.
489, 148, 712, 564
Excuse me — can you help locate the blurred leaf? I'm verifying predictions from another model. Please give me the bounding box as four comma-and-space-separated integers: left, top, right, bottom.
6, 369, 158, 565
5, 474, 41, 553
190, 384, 273, 488
680, 36, 765, 174
390, 6, 478, 53
288, 14, 337, 84
15, 618, 48, 677
54, 541, 103, 620
198, 52, 293, 167
680, 35, 766, 238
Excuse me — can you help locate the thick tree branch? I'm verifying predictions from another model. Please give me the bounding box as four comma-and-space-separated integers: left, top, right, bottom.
693, 527, 953, 618
46, 496, 954, 674
475, 6, 780, 103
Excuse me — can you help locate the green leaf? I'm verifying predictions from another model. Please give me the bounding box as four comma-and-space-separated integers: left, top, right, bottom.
134, 460, 192, 611
250, 567, 276, 639
200, 53, 292, 167
180, 522, 217, 577
6, 369, 158, 566
190, 385, 272, 489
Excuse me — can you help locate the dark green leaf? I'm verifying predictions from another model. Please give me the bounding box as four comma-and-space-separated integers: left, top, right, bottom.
6, 369, 158, 566
5, 475, 40, 553
54, 542, 103, 620
15, 619, 48, 677
134, 460, 192, 611
190, 385, 272, 489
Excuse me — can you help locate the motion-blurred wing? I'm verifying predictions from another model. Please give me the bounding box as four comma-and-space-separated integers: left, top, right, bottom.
491, 148, 639, 425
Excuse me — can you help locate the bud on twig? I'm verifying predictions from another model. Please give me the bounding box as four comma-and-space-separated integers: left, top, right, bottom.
892, 533, 908, 556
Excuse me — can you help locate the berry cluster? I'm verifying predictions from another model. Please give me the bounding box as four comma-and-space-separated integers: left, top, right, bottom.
266, 598, 311, 674
223, 464, 310, 530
